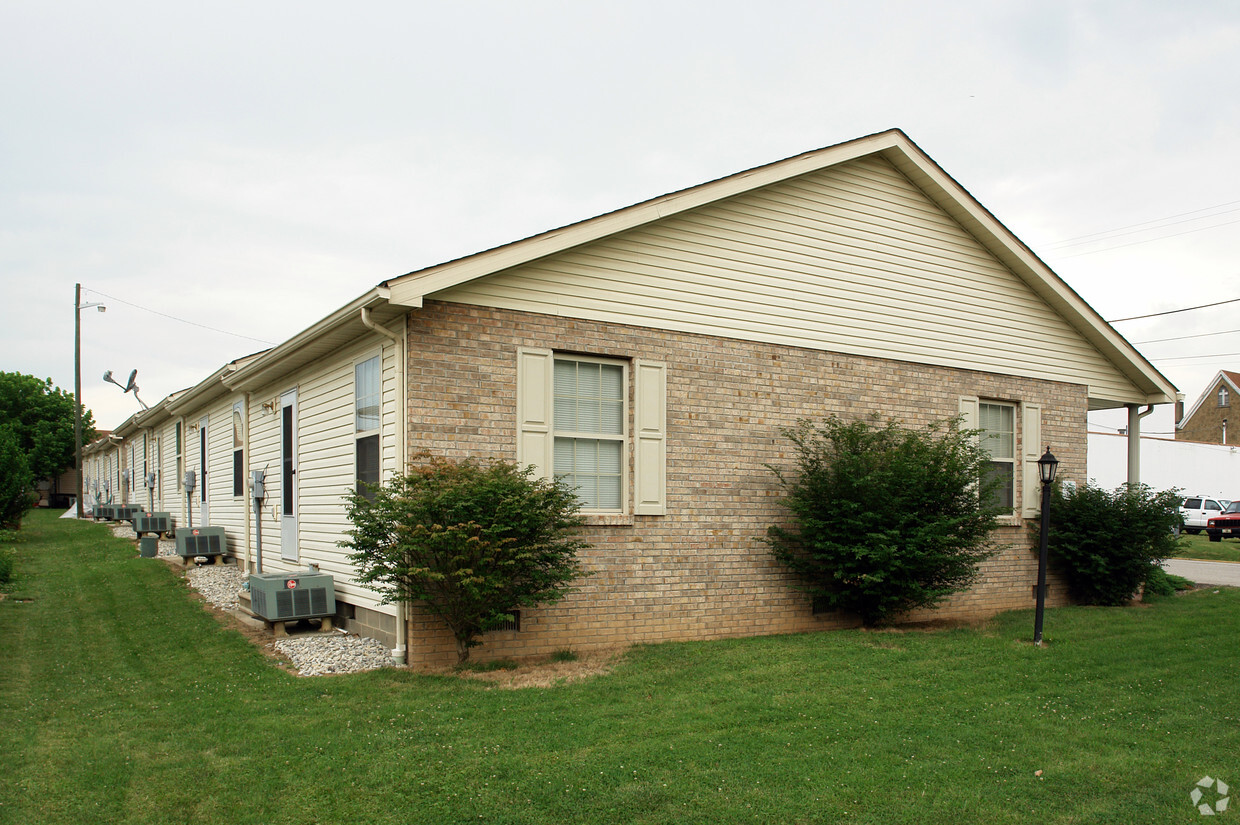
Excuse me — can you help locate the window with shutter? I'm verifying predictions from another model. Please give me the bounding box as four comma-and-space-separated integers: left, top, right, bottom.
517, 348, 666, 515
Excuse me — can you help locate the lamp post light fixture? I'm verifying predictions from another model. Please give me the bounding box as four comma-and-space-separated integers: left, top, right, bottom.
74, 283, 106, 519
1033, 447, 1059, 646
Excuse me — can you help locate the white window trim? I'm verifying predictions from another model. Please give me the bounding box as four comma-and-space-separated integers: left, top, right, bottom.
960, 396, 1042, 521
354, 350, 384, 492
517, 347, 667, 517
553, 353, 629, 514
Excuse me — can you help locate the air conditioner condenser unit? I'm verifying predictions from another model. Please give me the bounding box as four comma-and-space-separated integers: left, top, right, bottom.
248, 571, 336, 622
175, 526, 227, 560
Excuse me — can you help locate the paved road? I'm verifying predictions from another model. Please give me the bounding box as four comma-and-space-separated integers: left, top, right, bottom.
1163, 558, 1240, 586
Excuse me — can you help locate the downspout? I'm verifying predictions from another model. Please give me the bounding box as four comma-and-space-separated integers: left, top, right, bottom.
1126, 404, 1156, 486
361, 306, 409, 666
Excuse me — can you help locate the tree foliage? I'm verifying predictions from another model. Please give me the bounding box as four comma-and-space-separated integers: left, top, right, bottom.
1042, 481, 1182, 606
766, 415, 1001, 627
0, 425, 36, 529
341, 454, 589, 662
0, 372, 95, 483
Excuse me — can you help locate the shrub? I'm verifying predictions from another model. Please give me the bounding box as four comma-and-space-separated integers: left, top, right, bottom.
766, 415, 1000, 627
1141, 566, 1192, 600
342, 454, 589, 662
1042, 481, 1182, 606
0, 425, 36, 530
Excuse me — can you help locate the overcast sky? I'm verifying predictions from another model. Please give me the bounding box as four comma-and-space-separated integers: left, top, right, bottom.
3, 1, 1238, 437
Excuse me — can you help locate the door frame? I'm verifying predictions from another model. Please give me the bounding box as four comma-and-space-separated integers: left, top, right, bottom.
280, 389, 299, 562
198, 414, 209, 525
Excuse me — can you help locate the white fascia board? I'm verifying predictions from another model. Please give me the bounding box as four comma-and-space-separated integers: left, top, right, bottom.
882, 142, 1177, 408
222, 287, 396, 393
164, 364, 238, 415
387, 131, 908, 307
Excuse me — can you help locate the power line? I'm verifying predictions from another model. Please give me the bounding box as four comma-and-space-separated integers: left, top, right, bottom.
83, 288, 276, 346
1108, 297, 1240, 323
1149, 352, 1240, 364
1134, 327, 1240, 346
1044, 198, 1240, 249
1050, 215, 1240, 260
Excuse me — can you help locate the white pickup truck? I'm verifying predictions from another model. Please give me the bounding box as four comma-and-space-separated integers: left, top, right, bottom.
1180, 495, 1231, 534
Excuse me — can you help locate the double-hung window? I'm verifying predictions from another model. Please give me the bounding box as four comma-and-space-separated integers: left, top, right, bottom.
960, 395, 1044, 519
553, 357, 626, 511
979, 402, 1015, 512
517, 348, 666, 516
355, 355, 382, 498
232, 402, 245, 497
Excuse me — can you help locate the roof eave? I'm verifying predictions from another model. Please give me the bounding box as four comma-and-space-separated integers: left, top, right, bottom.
223, 287, 404, 393
384, 129, 1176, 410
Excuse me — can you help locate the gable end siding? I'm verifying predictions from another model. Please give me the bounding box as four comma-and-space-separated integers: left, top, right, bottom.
434, 155, 1137, 403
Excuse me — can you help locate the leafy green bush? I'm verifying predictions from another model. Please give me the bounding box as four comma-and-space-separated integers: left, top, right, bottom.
1141, 566, 1193, 600
342, 454, 589, 662
0, 425, 36, 530
1042, 481, 1182, 606
766, 415, 1000, 627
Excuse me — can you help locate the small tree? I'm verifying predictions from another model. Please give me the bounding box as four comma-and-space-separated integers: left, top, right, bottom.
342, 454, 589, 662
0, 372, 95, 483
1042, 481, 1182, 605
0, 425, 36, 529
766, 415, 1000, 626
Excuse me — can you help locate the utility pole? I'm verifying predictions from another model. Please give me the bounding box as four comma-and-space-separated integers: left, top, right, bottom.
74, 284, 105, 518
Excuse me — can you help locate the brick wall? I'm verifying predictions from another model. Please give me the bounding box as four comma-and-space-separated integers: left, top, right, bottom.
1178, 379, 1235, 445
397, 300, 1084, 666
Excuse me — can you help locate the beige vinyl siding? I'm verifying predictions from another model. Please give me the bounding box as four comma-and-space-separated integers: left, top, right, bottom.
246, 390, 284, 568
436, 155, 1141, 403
242, 331, 399, 612
159, 418, 183, 522
202, 396, 246, 538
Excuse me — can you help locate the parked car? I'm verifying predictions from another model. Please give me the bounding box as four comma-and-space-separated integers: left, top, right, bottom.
1180, 496, 1231, 534
1206, 502, 1240, 542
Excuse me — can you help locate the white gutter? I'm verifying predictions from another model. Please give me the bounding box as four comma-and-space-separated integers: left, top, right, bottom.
360, 305, 409, 667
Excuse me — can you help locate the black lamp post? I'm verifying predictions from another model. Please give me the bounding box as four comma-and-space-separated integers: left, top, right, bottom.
1034, 447, 1059, 646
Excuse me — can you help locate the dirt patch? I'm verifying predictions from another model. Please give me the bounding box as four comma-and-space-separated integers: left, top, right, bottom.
441, 647, 629, 689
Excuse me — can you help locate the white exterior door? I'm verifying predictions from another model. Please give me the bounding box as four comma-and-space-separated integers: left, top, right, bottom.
280, 389, 298, 562
199, 415, 210, 525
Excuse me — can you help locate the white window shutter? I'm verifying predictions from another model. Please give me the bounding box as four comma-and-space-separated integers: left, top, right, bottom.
959, 395, 981, 501
1022, 403, 1043, 518
634, 359, 667, 515
516, 348, 554, 480
958, 396, 980, 434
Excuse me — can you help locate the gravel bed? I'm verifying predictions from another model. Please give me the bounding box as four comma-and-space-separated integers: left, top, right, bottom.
273, 635, 396, 677
105, 521, 396, 677
109, 521, 178, 556
186, 564, 244, 610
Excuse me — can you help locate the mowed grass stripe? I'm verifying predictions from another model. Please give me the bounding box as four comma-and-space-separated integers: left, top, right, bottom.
1, 510, 1238, 824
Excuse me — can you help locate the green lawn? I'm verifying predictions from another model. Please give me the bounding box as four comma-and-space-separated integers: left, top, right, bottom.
2, 510, 1238, 824
1173, 530, 1240, 562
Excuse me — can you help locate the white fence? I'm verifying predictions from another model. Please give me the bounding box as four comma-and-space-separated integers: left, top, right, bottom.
1087, 431, 1240, 497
